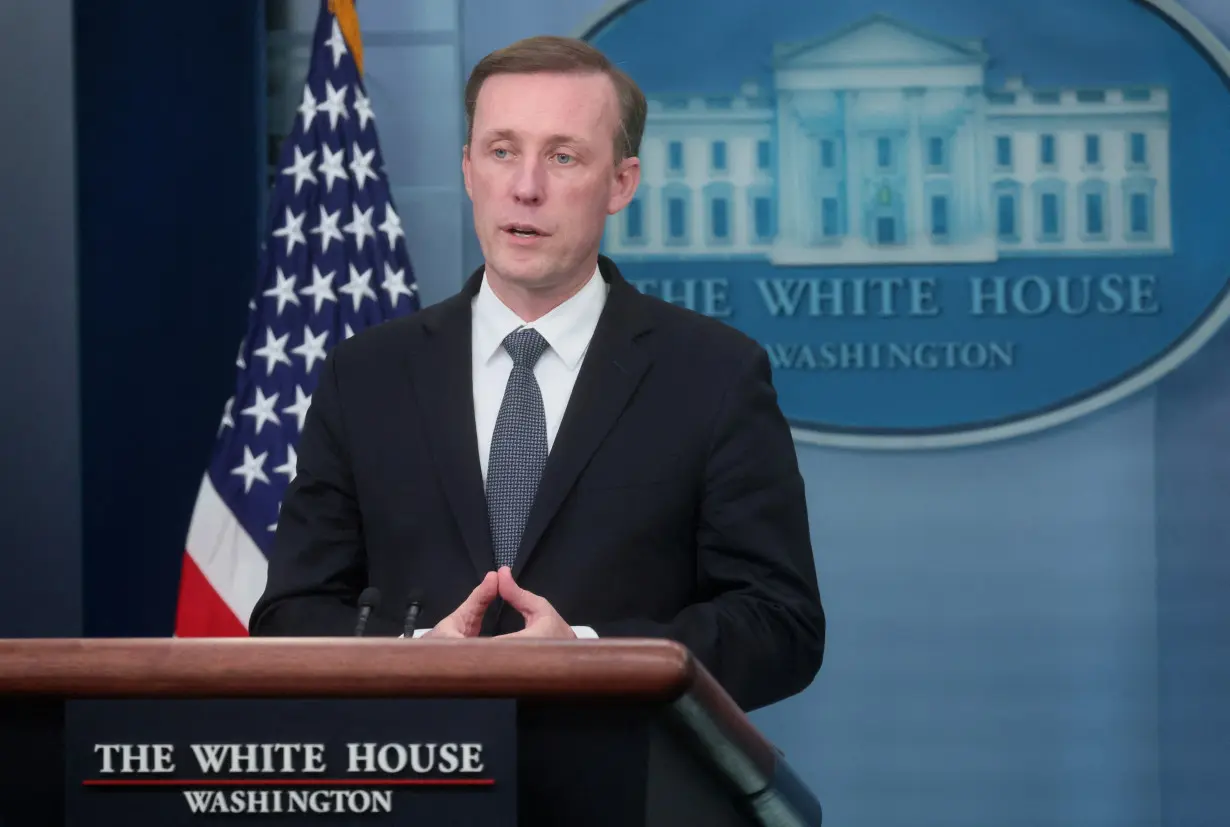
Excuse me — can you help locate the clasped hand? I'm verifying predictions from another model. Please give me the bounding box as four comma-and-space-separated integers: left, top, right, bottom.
421, 567, 575, 639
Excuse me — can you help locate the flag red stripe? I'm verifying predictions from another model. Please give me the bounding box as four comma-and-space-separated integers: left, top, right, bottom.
180, 473, 268, 632
175, 553, 249, 637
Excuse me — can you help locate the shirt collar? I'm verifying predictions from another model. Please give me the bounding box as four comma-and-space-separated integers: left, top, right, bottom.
472, 265, 607, 370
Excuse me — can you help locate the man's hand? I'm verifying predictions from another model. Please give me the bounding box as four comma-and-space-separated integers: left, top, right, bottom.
421, 571, 498, 638
495, 566, 576, 639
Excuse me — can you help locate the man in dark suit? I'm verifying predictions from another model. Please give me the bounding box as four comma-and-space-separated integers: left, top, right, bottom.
249, 34, 824, 714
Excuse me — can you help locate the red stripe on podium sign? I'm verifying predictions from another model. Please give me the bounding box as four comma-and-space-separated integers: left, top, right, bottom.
82, 778, 495, 787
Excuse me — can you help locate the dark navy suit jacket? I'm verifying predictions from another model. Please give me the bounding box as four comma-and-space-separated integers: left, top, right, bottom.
250, 254, 825, 712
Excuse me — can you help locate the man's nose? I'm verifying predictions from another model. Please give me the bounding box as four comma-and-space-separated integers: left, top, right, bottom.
511, 158, 545, 204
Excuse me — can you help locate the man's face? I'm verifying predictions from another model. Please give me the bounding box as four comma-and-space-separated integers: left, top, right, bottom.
463, 70, 639, 297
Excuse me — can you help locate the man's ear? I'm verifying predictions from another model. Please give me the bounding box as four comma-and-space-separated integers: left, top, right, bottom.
462, 144, 473, 198
607, 156, 641, 215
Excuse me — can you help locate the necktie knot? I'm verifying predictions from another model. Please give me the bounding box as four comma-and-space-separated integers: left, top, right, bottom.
503, 328, 549, 369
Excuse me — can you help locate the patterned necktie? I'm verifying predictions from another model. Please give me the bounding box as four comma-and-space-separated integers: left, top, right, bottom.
486, 327, 550, 569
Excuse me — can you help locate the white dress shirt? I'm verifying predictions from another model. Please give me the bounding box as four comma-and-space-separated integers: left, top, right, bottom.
471, 265, 607, 482
409, 265, 607, 639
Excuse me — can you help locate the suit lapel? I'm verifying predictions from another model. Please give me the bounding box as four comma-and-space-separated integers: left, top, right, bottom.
510, 262, 655, 579
407, 270, 495, 580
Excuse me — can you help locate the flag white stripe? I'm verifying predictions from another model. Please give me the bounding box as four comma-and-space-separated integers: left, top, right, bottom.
184, 473, 269, 630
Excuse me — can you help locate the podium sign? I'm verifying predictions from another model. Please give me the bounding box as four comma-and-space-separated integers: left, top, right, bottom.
64, 698, 515, 826
0, 638, 823, 826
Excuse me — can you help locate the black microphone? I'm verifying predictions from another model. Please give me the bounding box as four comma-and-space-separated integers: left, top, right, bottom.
403, 588, 424, 638
354, 587, 381, 636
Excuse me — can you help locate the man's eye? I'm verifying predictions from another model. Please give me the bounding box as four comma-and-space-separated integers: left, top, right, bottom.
555, 153, 573, 164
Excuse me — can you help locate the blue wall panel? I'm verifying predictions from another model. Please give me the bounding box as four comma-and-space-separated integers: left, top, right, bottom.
0, 0, 82, 637
74, 0, 264, 636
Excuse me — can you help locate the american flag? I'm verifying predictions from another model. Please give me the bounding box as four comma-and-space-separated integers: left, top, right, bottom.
175, 0, 419, 636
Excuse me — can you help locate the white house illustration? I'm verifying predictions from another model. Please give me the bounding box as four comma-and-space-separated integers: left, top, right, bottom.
603, 14, 1173, 265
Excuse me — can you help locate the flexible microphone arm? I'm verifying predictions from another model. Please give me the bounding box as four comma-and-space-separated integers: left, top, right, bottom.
403, 589, 424, 638
354, 587, 381, 636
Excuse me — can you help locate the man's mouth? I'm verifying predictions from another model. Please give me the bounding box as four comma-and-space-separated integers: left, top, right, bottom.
503, 223, 546, 238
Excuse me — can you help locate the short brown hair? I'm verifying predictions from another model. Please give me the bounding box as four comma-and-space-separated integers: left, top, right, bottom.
464, 35, 647, 162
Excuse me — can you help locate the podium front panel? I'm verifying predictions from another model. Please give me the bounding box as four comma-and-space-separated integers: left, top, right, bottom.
5, 697, 515, 826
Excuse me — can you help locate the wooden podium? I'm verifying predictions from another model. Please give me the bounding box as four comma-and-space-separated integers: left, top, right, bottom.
0, 638, 822, 826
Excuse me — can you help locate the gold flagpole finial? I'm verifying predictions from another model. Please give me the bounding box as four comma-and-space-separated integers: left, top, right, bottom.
328, 0, 365, 76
